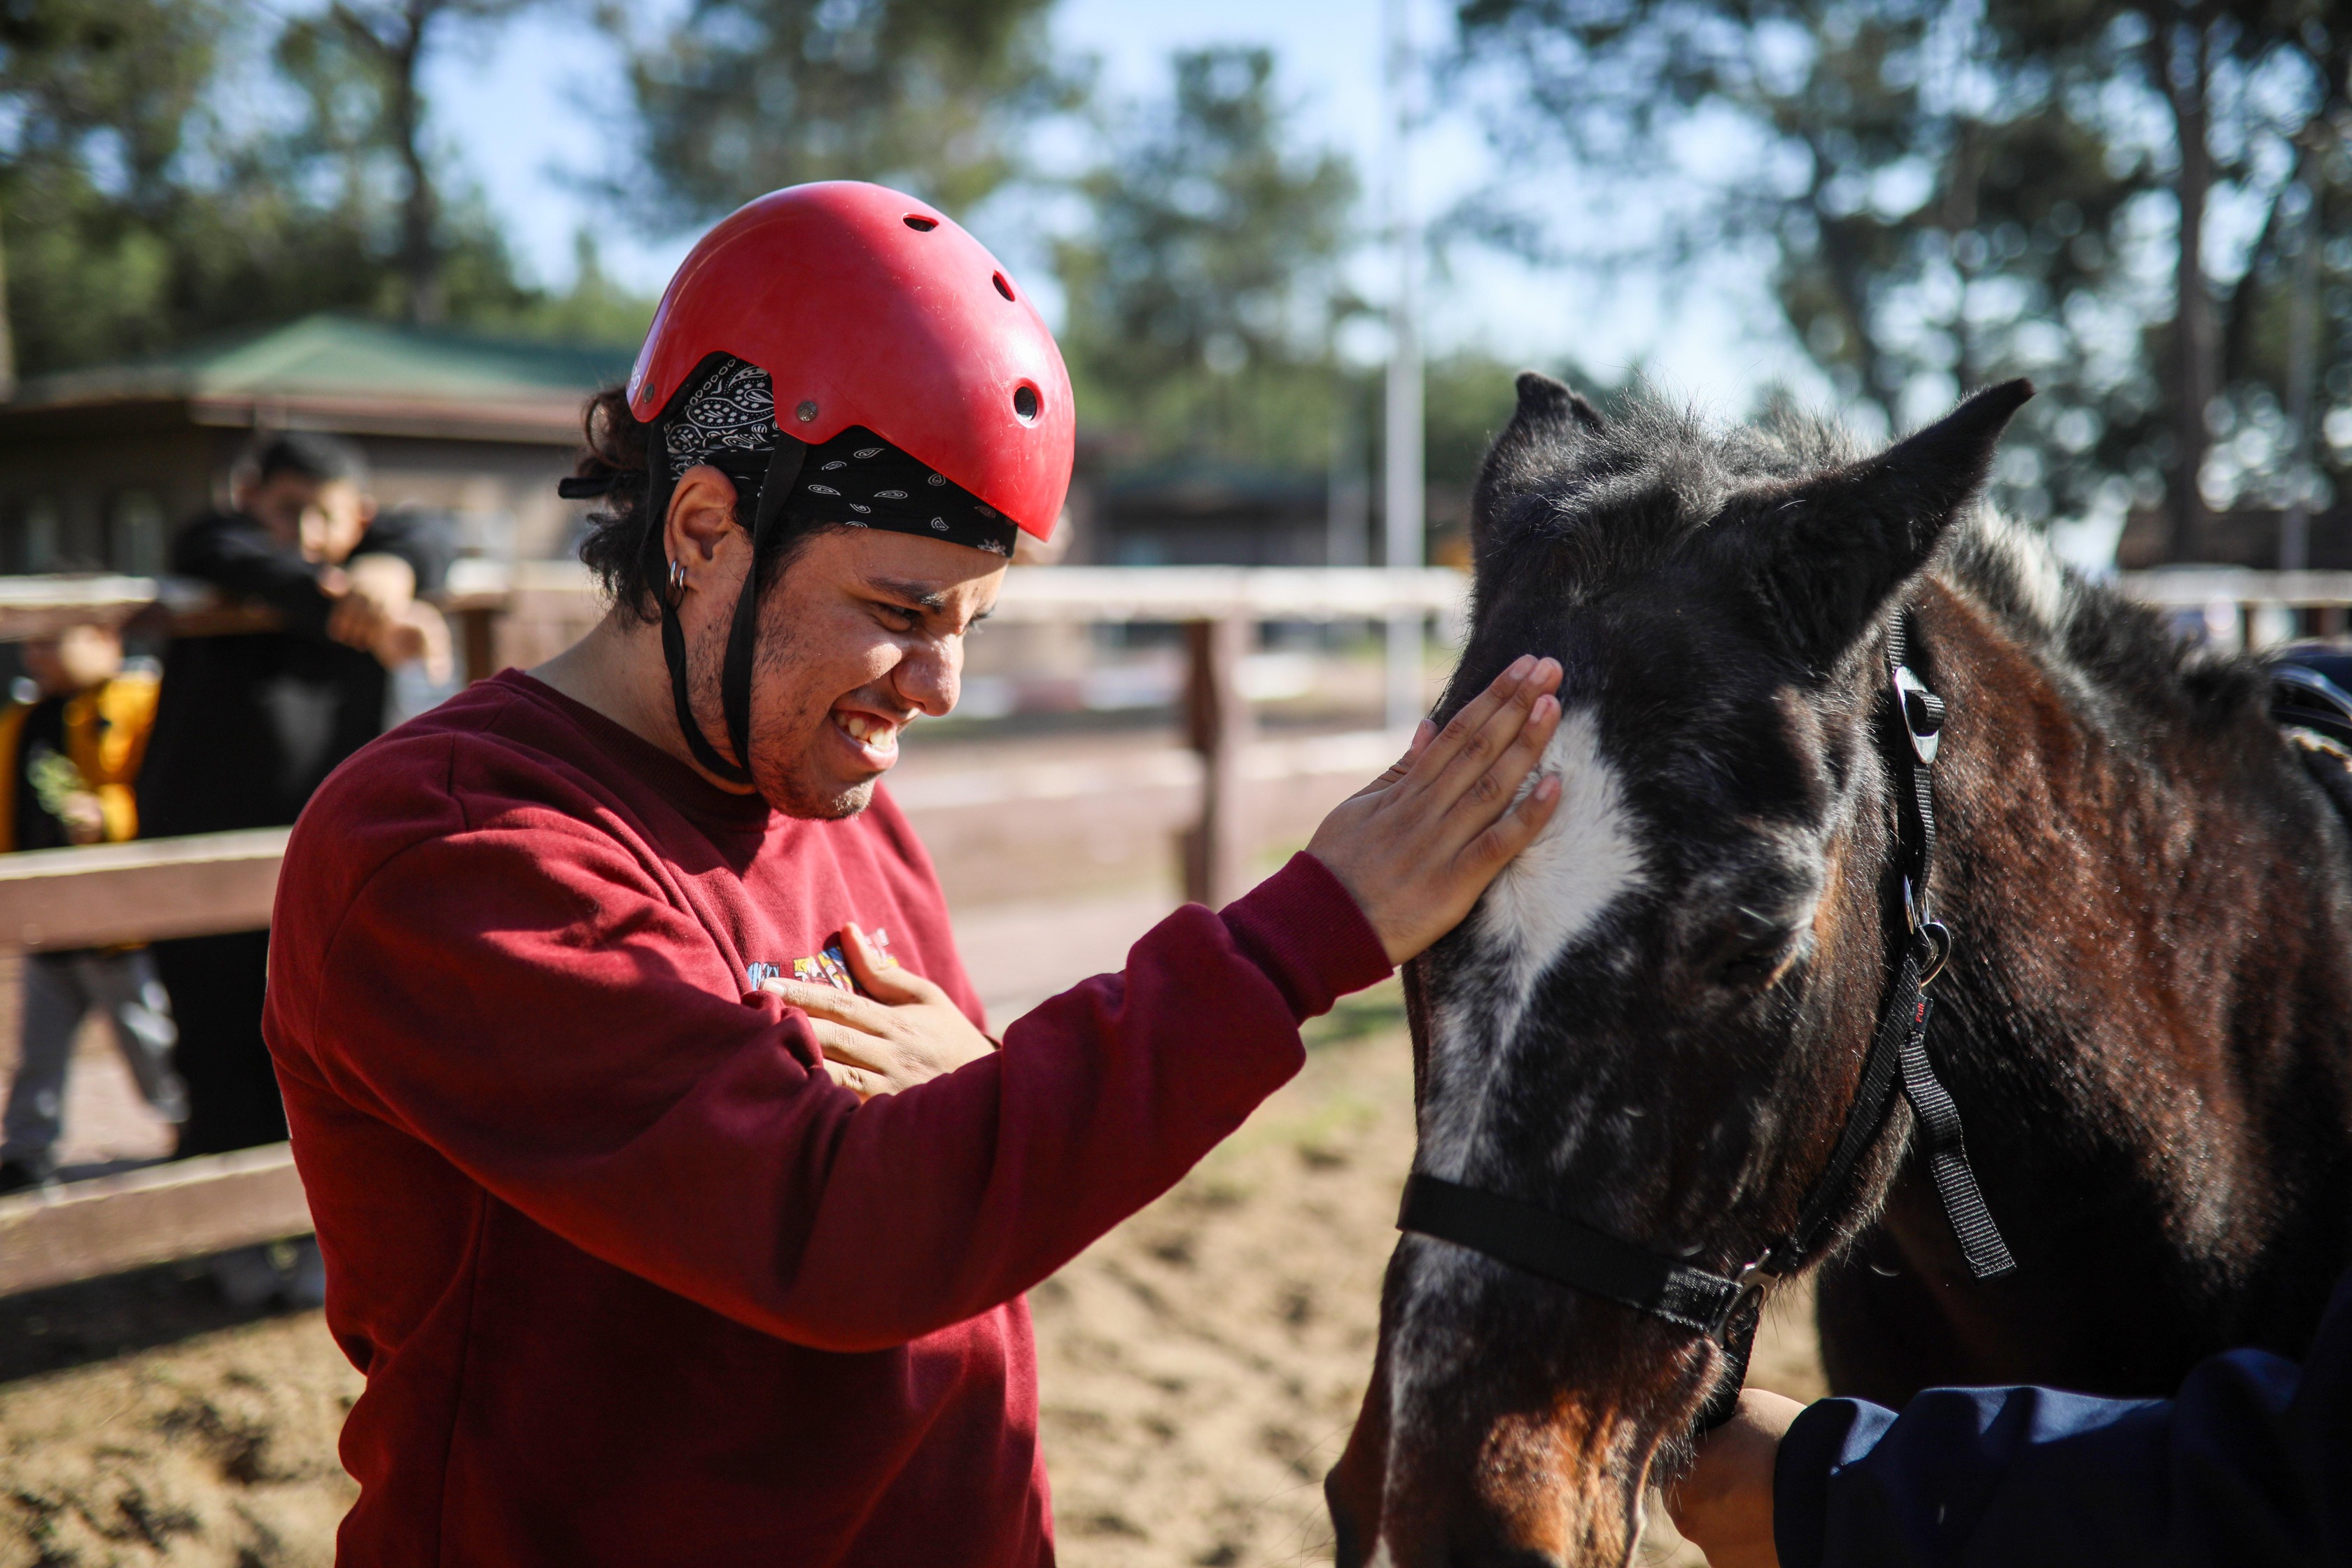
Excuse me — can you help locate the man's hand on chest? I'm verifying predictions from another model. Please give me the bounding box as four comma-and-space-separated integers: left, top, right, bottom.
763, 922, 996, 1100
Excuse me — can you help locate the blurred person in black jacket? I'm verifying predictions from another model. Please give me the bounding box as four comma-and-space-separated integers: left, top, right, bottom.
139, 433, 454, 1189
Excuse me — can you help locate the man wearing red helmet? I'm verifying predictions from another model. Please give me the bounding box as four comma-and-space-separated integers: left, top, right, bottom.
263, 183, 1565, 1565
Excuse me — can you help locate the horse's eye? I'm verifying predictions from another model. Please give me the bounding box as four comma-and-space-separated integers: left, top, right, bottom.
1714, 931, 1808, 988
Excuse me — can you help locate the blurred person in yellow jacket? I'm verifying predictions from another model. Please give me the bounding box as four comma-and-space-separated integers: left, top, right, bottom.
0, 624, 184, 1194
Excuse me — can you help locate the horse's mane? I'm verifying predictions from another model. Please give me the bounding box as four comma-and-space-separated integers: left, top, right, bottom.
1935, 500, 2272, 753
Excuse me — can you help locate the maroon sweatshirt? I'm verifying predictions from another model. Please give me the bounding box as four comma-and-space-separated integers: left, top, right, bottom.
262, 671, 1390, 1566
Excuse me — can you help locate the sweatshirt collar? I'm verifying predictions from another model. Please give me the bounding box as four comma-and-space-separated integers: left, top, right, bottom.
500, 671, 775, 832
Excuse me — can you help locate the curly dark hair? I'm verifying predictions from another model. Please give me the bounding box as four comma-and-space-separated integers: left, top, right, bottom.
569, 385, 841, 622
571, 388, 673, 621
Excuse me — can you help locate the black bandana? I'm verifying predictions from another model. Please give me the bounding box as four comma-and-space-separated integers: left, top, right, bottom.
664, 356, 778, 481
662, 356, 1019, 557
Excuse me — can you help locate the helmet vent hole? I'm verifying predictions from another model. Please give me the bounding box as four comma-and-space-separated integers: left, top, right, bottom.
903, 215, 938, 231
992, 272, 1014, 302
1012, 384, 1040, 424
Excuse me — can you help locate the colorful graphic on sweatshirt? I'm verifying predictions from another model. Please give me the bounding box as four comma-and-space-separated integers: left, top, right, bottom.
746, 927, 895, 995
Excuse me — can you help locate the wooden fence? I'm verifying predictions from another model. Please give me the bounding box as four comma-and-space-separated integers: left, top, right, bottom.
2113, 568, 2352, 649
3, 559, 2341, 1298
0, 832, 296, 1296
0, 564, 1463, 1296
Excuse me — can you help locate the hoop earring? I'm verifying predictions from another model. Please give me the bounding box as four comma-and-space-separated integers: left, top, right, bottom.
666, 557, 689, 604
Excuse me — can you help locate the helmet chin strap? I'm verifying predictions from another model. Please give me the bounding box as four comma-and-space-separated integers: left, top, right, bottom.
643, 412, 807, 789
719, 440, 807, 778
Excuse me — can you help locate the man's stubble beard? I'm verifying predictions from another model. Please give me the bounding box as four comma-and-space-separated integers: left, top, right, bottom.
785, 777, 879, 820
688, 594, 878, 821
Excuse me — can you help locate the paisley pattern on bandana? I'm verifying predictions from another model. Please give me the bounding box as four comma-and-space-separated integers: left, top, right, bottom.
665, 357, 780, 482
657, 354, 1023, 557
783, 428, 1023, 554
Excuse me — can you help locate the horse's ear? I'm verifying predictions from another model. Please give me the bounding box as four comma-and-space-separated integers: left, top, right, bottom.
1727, 379, 2033, 670
1515, 371, 1606, 436
1471, 372, 1605, 559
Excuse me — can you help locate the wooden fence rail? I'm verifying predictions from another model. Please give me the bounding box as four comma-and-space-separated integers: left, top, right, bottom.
2116, 568, 2352, 608
9, 561, 2347, 647
6, 558, 2339, 1298
0, 561, 1468, 639
0, 564, 1463, 1298
0, 1146, 310, 1298
0, 827, 285, 953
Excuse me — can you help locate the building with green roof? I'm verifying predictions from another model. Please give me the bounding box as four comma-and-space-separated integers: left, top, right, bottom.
0, 314, 631, 575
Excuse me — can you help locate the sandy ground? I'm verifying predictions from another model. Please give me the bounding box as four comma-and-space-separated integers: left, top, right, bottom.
0, 1304, 360, 1566
0, 989, 1824, 1567
1, 819, 1821, 1567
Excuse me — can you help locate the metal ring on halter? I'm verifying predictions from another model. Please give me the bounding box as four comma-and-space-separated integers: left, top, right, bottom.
1902, 878, 1954, 984
1914, 920, 1954, 988
1708, 1258, 1769, 1341
666, 557, 688, 606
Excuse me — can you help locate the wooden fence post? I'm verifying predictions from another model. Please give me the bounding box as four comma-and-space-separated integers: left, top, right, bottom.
1181, 615, 1253, 906
455, 605, 500, 684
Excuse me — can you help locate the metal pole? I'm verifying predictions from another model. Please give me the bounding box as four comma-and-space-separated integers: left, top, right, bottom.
1328, 398, 1369, 567
2282, 168, 2321, 574
1382, 0, 1425, 731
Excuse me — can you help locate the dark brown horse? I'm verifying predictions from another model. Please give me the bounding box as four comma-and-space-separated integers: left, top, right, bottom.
1324, 376, 2352, 1566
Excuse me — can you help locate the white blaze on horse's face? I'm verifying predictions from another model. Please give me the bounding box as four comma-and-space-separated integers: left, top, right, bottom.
1477, 707, 1648, 1038
1419, 705, 1648, 1180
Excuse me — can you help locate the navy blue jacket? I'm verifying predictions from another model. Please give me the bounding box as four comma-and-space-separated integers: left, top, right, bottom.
1775, 1269, 2352, 1566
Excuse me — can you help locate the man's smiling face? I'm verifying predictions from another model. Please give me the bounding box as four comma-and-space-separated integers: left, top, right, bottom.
739, 526, 1004, 819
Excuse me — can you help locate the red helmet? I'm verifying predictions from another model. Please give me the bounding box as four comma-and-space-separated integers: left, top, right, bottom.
628, 180, 1073, 540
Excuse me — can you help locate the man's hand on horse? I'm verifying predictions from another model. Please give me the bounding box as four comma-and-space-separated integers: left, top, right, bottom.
763, 923, 997, 1101
1309, 654, 1565, 965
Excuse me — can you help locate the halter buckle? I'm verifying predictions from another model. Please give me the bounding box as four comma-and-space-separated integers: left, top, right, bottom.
1893, 665, 1943, 764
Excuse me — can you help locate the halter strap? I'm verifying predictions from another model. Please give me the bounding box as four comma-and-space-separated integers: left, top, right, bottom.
1396, 608, 2014, 1420
1399, 1175, 1746, 1336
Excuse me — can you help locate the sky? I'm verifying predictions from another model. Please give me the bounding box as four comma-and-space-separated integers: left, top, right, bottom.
422, 0, 1830, 415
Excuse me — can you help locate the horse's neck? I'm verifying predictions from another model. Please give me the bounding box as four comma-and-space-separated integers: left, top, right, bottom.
1910, 561, 2352, 1285
1928, 568, 2352, 1035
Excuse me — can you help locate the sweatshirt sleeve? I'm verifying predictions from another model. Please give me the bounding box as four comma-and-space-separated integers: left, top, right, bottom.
293, 827, 1390, 1354
1772, 1270, 2352, 1567
172, 513, 336, 636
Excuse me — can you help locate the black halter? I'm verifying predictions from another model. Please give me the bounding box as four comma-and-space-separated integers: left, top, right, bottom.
1396, 611, 2015, 1417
